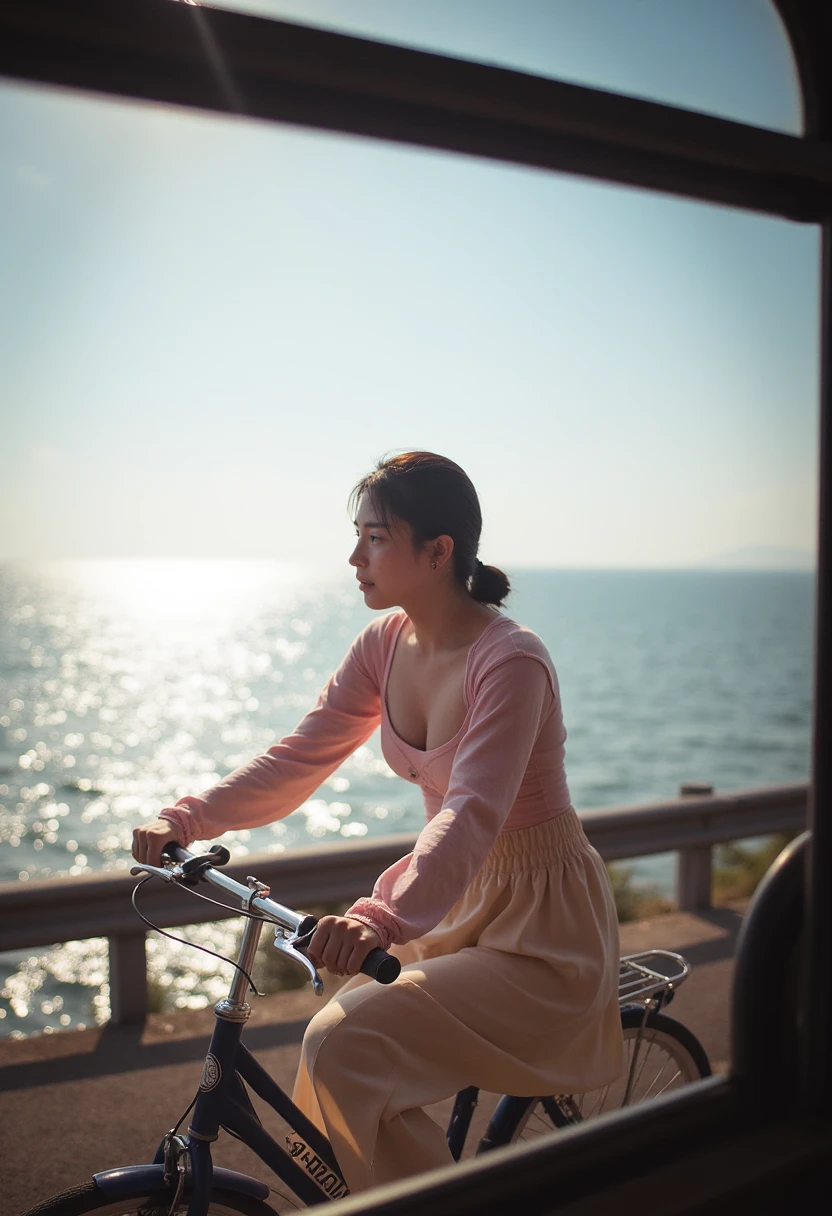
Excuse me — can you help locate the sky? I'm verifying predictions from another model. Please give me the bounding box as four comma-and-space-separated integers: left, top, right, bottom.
0, 0, 820, 572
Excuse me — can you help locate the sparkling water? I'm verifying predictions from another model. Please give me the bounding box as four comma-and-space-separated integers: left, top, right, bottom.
0, 561, 814, 1037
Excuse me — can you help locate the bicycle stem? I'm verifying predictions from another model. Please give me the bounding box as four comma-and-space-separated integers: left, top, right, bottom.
216, 914, 266, 1022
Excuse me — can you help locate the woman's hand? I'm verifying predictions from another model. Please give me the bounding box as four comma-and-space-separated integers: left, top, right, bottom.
306, 915, 382, 977
132, 819, 181, 867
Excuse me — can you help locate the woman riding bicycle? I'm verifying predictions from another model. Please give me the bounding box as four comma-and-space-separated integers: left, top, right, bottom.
132, 450, 625, 1193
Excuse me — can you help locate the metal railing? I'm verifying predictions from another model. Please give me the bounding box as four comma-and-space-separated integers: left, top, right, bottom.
0, 782, 807, 1024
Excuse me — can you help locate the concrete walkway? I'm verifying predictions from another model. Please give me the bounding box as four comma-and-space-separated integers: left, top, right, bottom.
0, 902, 745, 1215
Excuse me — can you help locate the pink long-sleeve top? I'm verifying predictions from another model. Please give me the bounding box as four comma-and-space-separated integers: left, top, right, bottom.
159, 610, 573, 950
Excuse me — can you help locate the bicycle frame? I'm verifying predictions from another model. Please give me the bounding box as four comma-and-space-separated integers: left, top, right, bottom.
151, 911, 351, 1211
158, 1012, 349, 1207
446, 1086, 481, 1162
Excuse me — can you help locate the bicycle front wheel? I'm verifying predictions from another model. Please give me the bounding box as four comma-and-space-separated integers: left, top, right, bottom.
483, 1007, 711, 1149
23, 1179, 277, 1216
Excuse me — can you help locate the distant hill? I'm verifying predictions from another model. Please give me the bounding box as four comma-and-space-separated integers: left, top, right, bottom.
693, 545, 815, 572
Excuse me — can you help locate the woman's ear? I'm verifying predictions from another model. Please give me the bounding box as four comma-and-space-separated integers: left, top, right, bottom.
430, 534, 455, 570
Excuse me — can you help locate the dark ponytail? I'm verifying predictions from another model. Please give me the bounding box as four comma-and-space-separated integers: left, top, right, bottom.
470, 558, 511, 607
350, 451, 511, 608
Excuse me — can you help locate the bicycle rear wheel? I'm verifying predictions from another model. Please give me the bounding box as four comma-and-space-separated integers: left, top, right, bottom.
23, 1179, 276, 1216
482, 1007, 711, 1149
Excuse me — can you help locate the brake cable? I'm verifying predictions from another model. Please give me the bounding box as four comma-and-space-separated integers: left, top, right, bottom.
130, 876, 266, 996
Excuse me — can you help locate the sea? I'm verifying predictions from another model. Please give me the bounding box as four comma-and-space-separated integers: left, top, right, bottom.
0, 560, 815, 1038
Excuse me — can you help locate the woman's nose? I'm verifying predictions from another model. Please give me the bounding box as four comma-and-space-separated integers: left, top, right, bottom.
349, 544, 363, 568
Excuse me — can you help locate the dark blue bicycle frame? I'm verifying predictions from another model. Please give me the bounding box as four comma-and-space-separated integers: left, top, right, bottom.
138, 1011, 487, 1214
149, 1011, 351, 1211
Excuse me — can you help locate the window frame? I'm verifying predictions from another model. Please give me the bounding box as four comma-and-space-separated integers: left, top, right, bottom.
1, 0, 829, 1207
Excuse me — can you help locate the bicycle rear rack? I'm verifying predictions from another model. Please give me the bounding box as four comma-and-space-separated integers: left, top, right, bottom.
618, 950, 691, 1004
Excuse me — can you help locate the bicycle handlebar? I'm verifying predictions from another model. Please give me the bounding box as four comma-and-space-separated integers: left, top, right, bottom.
133, 843, 401, 988
163, 843, 307, 933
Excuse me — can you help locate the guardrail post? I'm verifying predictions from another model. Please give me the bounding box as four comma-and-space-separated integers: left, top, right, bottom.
108, 930, 148, 1024
676, 783, 714, 911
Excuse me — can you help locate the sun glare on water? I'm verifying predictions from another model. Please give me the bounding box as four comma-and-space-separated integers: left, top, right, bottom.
31, 559, 308, 629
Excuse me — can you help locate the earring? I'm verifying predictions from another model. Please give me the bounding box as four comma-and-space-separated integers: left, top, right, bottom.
431, 561, 437, 569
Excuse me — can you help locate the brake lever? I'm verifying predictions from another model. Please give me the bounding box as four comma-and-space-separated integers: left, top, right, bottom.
129, 861, 180, 882
275, 929, 325, 996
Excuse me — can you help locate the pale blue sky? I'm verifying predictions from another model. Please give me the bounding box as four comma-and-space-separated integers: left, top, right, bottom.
0, 0, 820, 570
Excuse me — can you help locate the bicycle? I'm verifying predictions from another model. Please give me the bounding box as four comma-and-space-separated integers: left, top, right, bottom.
24, 844, 711, 1215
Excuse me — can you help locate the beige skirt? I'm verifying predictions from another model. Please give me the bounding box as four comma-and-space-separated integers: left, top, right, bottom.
292, 808, 626, 1193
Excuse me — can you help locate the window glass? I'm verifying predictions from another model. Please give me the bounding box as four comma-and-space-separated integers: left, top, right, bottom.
0, 70, 816, 1043
199, 0, 802, 134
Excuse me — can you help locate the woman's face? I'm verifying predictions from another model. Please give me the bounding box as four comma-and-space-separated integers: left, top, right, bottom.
349, 494, 432, 609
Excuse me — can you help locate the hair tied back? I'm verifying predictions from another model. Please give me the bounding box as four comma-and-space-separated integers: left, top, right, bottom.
470, 557, 510, 607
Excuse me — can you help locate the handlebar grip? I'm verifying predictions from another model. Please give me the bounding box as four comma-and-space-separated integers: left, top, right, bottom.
360, 947, 401, 985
